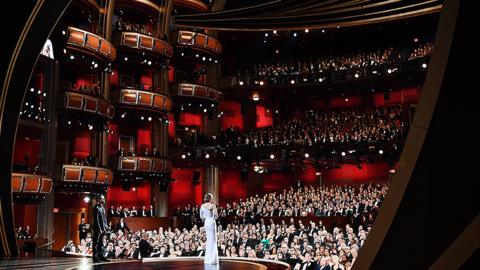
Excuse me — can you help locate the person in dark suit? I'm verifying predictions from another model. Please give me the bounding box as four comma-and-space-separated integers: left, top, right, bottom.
140, 205, 147, 217
139, 233, 153, 258
147, 205, 155, 217
78, 218, 88, 241
92, 194, 109, 263
115, 217, 130, 234
108, 206, 115, 217
318, 257, 331, 270
299, 253, 317, 270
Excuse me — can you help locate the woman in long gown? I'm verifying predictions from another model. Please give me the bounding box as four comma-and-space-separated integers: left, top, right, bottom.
200, 193, 219, 265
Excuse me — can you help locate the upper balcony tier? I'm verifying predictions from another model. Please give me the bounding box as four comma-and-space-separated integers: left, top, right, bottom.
67, 26, 116, 62
116, 0, 162, 15
112, 88, 173, 114
62, 91, 115, 120
114, 32, 173, 58
61, 165, 113, 185
11, 173, 53, 195
116, 156, 172, 174
172, 31, 222, 55
173, 0, 209, 13
171, 83, 223, 103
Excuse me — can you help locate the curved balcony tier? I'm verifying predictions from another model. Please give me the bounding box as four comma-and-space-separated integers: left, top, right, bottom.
115, 32, 173, 58
172, 83, 222, 103
11, 173, 53, 195
62, 165, 113, 185
63, 91, 115, 120
173, 31, 222, 55
112, 89, 173, 114
174, 0, 209, 13
117, 156, 172, 174
67, 26, 116, 62
116, 0, 161, 14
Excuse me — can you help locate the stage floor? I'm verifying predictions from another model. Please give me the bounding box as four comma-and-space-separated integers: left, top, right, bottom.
0, 257, 291, 270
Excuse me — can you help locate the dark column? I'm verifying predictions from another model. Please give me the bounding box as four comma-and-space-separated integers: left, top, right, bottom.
203, 166, 220, 203
98, 0, 116, 40
37, 59, 59, 242
152, 183, 169, 217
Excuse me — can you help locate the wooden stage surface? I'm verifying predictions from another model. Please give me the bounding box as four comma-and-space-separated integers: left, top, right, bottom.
0, 257, 291, 270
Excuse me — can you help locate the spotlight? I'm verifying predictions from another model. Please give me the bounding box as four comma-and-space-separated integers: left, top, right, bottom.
252, 94, 260, 101
322, 29, 325, 33
270, 154, 275, 159
318, 78, 323, 82
387, 69, 392, 74
147, 61, 152, 65
290, 80, 295, 84
121, 113, 126, 118
62, 30, 66, 35
422, 63, 427, 68
94, 63, 98, 68
341, 151, 346, 156
67, 121, 72, 125
83, 196, 90, 203
30, 88, 34, 92
273, 30, 277, 34
203, 108, 207, 113
304, 153, 309, 158
70, 55, 75, 60
88, 124, 93, 130
209, 58, 212, 61
214, 60, 218, 63
304, 29, 309, 33
205, 153, 210, 159
181, 52, 184, 56
354, 73, 359, 78
265, 33, 269, 37
414, 38, 419, 43
379, 149, 384, 155
293, 32, 298, 37
63, 49, 67, 54
372, 70, 378, 74
275, 49, 279, 54
195, 54, 199, 58
259, 81, 264, 86
141, 116, 145, 120
181, 154, 186, 159
202, 56, 206, 61
345, 98, 349, 102
148, 116, 152, 121
185, 127, 189, 131
264, 40, 267, 44
237, 155, 242, 160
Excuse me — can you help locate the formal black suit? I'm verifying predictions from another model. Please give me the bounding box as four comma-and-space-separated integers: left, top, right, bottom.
139, 238, 153, 258
78, 223, 87, 241
93, 202, 108, 260
115, 221, 130, 234
300, 261, 318, 270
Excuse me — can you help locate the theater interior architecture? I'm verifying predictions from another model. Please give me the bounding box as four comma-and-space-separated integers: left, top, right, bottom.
0, 0, 478, 269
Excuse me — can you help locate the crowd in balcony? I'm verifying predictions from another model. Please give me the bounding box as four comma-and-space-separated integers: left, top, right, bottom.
174, 183, 388, 225
117, 147, 160, 158
235, 42, 433, 86
64, 183, 385, 270
113, 16, 166, 40
64, 81, 102, 98
175, 106, 406, 149
108, 205, 155, 218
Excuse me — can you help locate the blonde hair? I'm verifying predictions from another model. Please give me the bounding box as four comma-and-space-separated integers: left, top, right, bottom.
204, 193, 213, 203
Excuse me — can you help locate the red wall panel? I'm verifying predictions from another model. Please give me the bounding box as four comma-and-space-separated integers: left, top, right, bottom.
373, 87, 420, 107
329, 95, 363, 108
168, 114, 175, 138
168, 65, 175, 82
178, 112, 202, 127
219, 169, 247, 205
107, 181, 152, 209
108, 122, 119, 155
13, 204, 37, 236
13, 138, 40, 165
256, 105, 273, 128
73, 131, 91, 158
169, 168, 204, 211
109, 70, 119, 88
220, 100, 244, 130
136, 128, 152, 153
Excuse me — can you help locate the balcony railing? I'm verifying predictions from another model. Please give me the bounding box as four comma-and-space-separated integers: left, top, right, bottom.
173, 31, 222, 55
63, 91, 115, 120
62, 165, 113, 185
171, 83, 222, 102
174, 0, 209, 13
67, 26, 116, 62
11, 173, 53, 194
117, 156, 172, 173
116, 32, 173, 58
113, 88, 173, 113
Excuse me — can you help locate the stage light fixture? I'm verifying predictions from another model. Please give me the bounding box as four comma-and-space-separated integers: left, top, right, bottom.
341, 152, 346, 156
379, 149, 384, 155
195, 54, 199, 58
304, 153, 310, 158
83, 196, 90, 203
354, 73, 359, 78
270, 154, 275, 159
422, 63, 427, 68
293, 32, 297, 37
181, 154, 186, 159
273, 30, 277, 34
181, 52, 184, 56
203, 108, 207, 113
205, 153, 210, 159
252, 93, 260, 101
305, 29, 309, 33
387, 69, 392, 74
202, 56, 206, 61
345, 98, 349, 102
88, 124, 93, 130
265, 33, 269, 37
30, 88, 34, 92
148, 117, 152, 121
140, 116, 145, 120
259, 81, 264, 86
290, 80, 295, 84
237, 155, 242, 160
319, 78, 323, 82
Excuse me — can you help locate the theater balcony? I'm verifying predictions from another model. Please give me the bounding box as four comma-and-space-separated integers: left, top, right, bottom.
113, 31, 173, 59
61, 90, 115, 122
111, 88, 173, 119
114, 156, 172, 180
173, 0, 210, 13
66, 26, 116, 63
59, 164, 113, 193
172, 31, 222, 56
11, 173, 53, 203
171, 83, 223, 104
